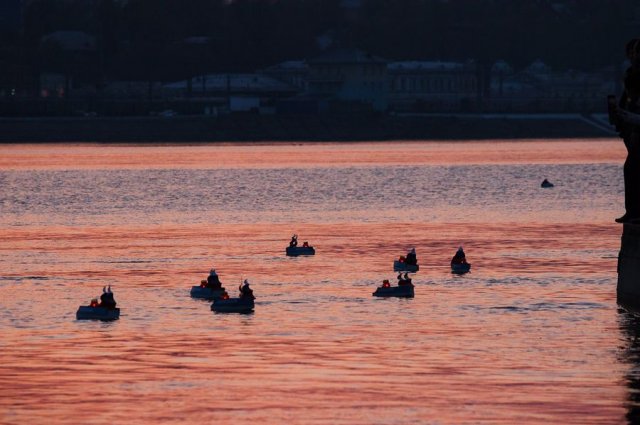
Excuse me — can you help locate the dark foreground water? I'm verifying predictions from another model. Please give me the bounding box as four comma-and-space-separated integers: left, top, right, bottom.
0, 141, 635, 424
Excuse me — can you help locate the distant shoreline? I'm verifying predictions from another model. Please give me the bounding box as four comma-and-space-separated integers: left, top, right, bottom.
0, 113, 616, 143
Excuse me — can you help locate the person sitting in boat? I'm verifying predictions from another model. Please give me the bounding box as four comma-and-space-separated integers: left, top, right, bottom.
239, 279, 255, 300
220, 290, 230, 300
302, 241, 309, 248
382, 279, 391, 288
99, 286, 117, 309
289, 234, 298, 247
405, 248, 417, 266
451, 247, 467, 266
99, 286, 108, 304
206, 269, 222, 290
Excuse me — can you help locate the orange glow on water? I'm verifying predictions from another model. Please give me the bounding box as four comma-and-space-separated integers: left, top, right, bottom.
0, 140, 631, 424
0, 139, 624, 170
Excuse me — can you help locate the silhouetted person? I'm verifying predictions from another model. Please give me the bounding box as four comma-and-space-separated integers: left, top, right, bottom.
99, 286, 117, 309
406, 248, 417, 266
615, 38, 640, 223
206, 269, 222, 290
99, 286, 108, 306
451, 247, 467, 266
289, 234, 298, 247
239, 279, 255, 300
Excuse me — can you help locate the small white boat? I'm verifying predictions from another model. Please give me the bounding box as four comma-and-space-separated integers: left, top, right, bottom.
211, 297, 255, 313
76, 306, 120, 321
373, 284, 414, 298
190, 285, 226, 300
451, 263, 471, 274
393, 260, 419, 272
286, 246, 315, 256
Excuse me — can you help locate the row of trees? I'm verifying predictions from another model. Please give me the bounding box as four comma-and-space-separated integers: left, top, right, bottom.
1, 0, 638, 95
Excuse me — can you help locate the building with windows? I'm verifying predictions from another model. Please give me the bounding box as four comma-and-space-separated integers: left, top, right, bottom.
486, 59, 616, 112
307, 48, 388, 112
263, 61, 309, 92
388, 61, 478, 112
164, 73, 297, 114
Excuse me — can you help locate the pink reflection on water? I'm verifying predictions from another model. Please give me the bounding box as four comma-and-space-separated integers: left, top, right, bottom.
0, 139, 625, 170
0, 140, 629, 424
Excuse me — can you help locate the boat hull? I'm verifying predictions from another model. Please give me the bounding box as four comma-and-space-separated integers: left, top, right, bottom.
76, 306, 120, 320
211, 298, 255, 313
393, 261, 419, 272
190, 286, 226, 300
372, 285, 415, 298
451, 263, 471, 274
286, 246, 315, 256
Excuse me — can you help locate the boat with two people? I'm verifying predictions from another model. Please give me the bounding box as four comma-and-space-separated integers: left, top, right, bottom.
76, 286, 120, 320
286, 234, 315, 256
190, 268, 227, 300
211, 279, 256, 313
373, 273, 415, 298
394, 248, 419, 272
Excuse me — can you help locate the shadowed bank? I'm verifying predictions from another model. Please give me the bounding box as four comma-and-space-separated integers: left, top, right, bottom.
0, 113, 612, 143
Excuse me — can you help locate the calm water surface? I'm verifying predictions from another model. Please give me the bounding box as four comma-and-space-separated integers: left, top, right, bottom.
0, 140, 635, 424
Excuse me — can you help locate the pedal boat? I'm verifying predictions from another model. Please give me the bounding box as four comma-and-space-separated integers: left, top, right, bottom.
190, 284, 227, 300
211, 297, 255, 313
286, 246, 315, 256
373, 284, 415, 298
76, 305, 120, 321
393, 260, 419, 272
451, 263, 471, 274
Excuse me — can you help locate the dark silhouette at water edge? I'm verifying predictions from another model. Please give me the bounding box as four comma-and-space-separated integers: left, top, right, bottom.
0, 113, 613, 143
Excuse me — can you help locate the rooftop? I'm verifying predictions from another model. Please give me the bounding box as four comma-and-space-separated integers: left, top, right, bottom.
165, 73, 297, 93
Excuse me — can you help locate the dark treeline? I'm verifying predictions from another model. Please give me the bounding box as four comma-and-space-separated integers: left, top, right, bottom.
2, 0, 638, 91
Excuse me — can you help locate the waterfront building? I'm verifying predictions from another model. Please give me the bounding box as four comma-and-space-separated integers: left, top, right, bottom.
388, 60, 478, 112
163, 73, 297, 114
306, 48, 388, 112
